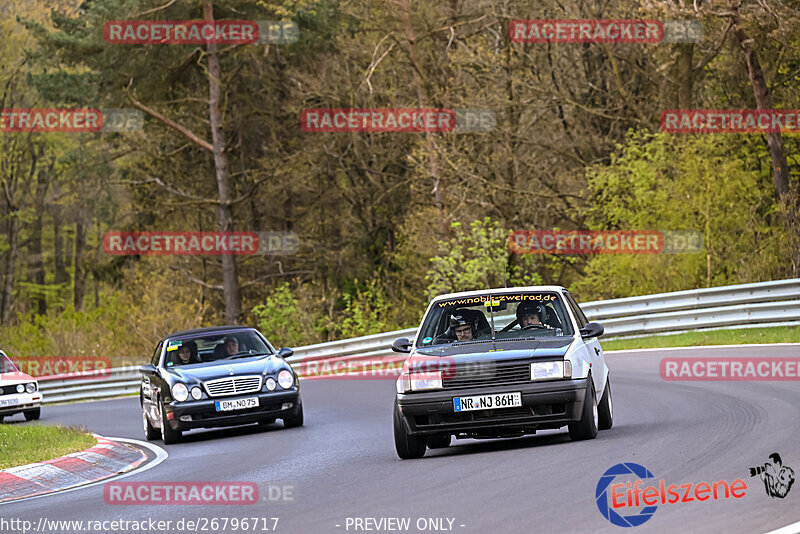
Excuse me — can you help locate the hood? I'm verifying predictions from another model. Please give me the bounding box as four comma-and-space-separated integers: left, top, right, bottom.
0, 371, 36, 386
412, 338, 573, 366
163, 355, 287, 384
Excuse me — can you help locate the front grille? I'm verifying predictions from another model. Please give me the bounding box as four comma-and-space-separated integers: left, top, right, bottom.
203, 375, 262, 397
443, 360, 531, 389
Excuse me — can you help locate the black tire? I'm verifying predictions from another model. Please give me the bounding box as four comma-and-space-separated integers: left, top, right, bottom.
283, 405, 303, 428
598, 377, 613, 431
142, 407, 159, 441
160, 402, 181, 444
569, 377, 598, 441
24, 408, 40, 421
393, 402, 426, 459
427, 434, 451, 449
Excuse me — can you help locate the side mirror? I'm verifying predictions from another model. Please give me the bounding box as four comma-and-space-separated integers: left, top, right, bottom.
139, 363, 157, 374
277, 347, 294, 359
580, 322, 604, 339
391, 337, 412, 353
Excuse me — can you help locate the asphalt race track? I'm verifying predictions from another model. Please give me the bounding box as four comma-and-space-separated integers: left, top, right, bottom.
3, 345, 800, 534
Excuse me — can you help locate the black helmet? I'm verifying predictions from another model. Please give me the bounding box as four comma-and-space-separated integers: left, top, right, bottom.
516, 301, 546, 323
449, 313, 474, 329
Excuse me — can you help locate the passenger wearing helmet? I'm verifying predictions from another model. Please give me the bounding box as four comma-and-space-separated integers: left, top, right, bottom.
450, 313, 475, 341
516, 302, 551, 329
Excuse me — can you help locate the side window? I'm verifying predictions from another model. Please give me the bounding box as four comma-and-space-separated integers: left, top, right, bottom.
564, 293, 588, 329
150, 341, 163, 366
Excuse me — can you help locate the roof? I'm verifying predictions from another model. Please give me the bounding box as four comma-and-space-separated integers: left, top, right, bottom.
161, 325, 257, 341
430, 285, 567, 302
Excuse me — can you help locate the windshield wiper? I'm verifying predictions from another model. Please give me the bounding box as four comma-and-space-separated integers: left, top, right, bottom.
226, 352, 272, 360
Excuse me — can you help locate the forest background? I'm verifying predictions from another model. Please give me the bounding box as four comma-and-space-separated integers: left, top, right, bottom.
0, 0, 798, 361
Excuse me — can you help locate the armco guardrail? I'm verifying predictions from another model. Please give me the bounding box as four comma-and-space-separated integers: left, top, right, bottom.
35, 278, 800, 404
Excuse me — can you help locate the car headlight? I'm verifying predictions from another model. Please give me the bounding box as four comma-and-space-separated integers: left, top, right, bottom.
266, 378, 277, 391
531, 360, 571, 381
26, 383, 36, 393
190, 386, 202, 400
410, 371, 442, 391
277, 370, 294, 389
16, 384, 24, 393
172, 383, 189, 402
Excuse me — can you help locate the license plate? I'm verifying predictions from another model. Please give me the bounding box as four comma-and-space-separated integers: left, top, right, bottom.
0, 398, 20, 407
215, 397, 259, 412
453, 392, 522, 412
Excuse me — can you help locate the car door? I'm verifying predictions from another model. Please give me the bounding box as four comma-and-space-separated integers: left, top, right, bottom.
141, 341, 163, 422
564, 291, 606, 396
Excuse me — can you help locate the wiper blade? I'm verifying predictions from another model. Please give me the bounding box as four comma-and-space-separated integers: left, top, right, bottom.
226, 352, 272, 360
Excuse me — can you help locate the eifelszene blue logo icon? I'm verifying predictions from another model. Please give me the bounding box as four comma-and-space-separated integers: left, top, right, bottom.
596, 463, 658, 527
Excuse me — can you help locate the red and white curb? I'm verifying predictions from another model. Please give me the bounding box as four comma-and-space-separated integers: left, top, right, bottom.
0, 434, 148, 503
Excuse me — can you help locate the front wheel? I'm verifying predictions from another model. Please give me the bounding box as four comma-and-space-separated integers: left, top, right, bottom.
24, 408, 40, 421
283, 405, 303, 428
569, 378, 598, 441
393, 402, 426, 459
142, 407, 159, 441
598, 377, 613, 430
160, 402, 182, 444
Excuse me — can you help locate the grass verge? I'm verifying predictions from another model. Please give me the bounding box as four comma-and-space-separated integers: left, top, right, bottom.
602, 326, 800, 351
0, 423, 96, 470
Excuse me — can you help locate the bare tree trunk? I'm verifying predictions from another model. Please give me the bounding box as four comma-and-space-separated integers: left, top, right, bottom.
52, 204, 69, 286
1, 215, 19, 324
204, 1, 241, 323
74, 220, 85, 310
28, 159, 49, 315
399, 0, 447, 239
730, 7, 800, 275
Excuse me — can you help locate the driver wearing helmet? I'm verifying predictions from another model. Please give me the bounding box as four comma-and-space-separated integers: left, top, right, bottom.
516, 301, 551, 329
449, 313, 475, 342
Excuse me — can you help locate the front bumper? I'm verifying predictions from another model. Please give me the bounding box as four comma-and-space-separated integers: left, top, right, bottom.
165, 389, 301, 430
396, 379, 587, 436
0, 392, 43, 416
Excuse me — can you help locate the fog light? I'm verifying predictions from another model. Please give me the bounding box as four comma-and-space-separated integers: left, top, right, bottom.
179, 415, 193, 422
281, 402, 294, 410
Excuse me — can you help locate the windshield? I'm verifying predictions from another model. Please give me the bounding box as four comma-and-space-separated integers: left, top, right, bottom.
415, 292, 574, 348
163, 330, 273, 367
0, 353, 20, 373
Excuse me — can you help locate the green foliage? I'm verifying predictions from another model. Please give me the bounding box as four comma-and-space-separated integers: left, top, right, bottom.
571, 131, 788, 300
338, 278, 390, 338
252, 283, 312, 347
425, 217, 542, 299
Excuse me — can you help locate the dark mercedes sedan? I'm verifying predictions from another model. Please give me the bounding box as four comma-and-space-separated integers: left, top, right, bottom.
140, 326, 302, 444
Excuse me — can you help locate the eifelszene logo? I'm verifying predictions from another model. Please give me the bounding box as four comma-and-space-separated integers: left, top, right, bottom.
596, 462, 747, 527
750, 453, 795, 499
